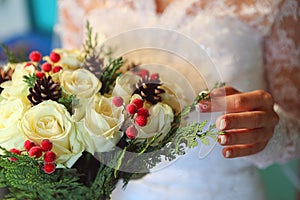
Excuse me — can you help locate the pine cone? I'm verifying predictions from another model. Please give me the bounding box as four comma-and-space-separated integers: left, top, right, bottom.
132, 75, 165, 104
82, 53, 104, 79
0, 67, 14, 93
27, 76, 61, 105
0, 67, 14, 84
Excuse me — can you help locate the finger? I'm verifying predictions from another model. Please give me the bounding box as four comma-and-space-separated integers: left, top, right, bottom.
217, 128, 274, 145
210, 86, 240, 97
222, 142, 268, 158
216, 111, 278, 130
201, 90, 274, 113
198, 86, 239, 112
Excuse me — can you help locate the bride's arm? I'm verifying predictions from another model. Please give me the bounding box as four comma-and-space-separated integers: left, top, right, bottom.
245, 0, 300, 168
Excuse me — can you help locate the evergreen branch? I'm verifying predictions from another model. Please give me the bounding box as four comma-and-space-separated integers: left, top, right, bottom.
1, 44, 19, 63
23, 74, 38, 88
83, 21, 98, 57
58, 87, 79, 115
99, 56, 124, 94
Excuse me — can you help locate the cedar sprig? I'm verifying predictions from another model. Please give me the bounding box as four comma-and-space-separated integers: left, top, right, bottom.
58, 87, 79, 115
83, 21, 98, 57
99, 56, 124, 94
1, 44, 19, 63
23, 74, 38, 88
0, 147, 89, 200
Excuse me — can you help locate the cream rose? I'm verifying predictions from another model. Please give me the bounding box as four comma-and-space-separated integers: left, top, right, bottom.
1, 64, 35, 105
59, 68, 102, 120
77, 94, 124, 153
59, 68, 101, 99
0, 98, 28, 151
44, 49, 84, 70
20, 100, 83, 167
112, 73, 140, 104
136, 102, 174, 142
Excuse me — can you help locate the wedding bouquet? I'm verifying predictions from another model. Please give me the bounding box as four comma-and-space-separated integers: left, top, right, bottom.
0, 23, 223, 200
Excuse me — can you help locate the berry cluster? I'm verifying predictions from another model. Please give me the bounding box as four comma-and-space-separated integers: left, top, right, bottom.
133, 68, 160, 81
27, 51, 63, 79
112, 96, 150, 140
9, 139, 57, 174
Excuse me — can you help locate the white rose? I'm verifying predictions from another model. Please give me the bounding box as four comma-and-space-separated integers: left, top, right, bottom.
77, 94, 124, 153
59, 68, 101, 99
137, 103, 174, 142
112, 73, 140, 104
1, 64, 35, 105
44, 49, 84, 70
20, 100, 83, 167
0, 98, 28, 151
59, 68, 102, 120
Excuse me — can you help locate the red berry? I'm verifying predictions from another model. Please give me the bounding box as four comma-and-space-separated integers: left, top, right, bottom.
36, 71, 45, 79
135, 115, 147, 127
50, 52, 61, 63
43, 163, 56, 174
24, 140, 36, 152
52, 66, 62, 73
132, 98, 144, 109
137, 107, 149, 117
126, 103, 137, 115
40, 139, 53, 152
112, 96, 124, 107
24, 62, 36, 68
150, 73, 159, 80
29, 51, 42, 62
9, 157, 18, 162
28, 146, 43, 158
41, 62, 52, 72
126, 126, 138, 139
9, 148, 21, 162
44, 151, 56, 163
10, 148, 21, 155
139, 69, 149, 78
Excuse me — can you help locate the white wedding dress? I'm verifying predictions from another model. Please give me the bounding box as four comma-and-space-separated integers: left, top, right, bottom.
56, 0, 300, 199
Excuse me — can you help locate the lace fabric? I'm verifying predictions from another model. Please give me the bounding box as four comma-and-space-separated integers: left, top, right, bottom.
56, 0, 300, 178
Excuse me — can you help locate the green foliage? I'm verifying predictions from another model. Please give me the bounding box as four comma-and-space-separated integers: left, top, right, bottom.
58, 87, 79, 115
1, 44, 19, 63
23, 74, 38, 88
82, 21, 124, 95
99, 56, 123, 94
0, 147, 90, 200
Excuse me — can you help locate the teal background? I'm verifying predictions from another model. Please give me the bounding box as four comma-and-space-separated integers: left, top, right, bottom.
3, 1, 300, 199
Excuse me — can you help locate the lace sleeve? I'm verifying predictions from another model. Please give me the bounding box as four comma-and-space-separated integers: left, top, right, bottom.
246, 0, 300, 168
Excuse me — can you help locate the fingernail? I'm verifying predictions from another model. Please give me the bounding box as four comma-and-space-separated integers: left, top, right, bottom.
219, 135, 227, 145
219, 119, 226, 130
225, 150, 232, 158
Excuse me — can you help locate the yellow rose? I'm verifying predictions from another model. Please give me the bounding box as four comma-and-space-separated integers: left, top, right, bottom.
1, 64, 35, 105
137, 103, 174, 142
20, 100, 83, 168
112, 73, 140, 104
77, 94, 124, 153
0, 98, 28, 151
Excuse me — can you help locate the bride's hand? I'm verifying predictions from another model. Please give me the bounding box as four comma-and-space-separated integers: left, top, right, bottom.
199, 86, 279, 158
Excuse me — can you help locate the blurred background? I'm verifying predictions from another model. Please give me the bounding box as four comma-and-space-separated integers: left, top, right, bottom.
0, 0, 299, 199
